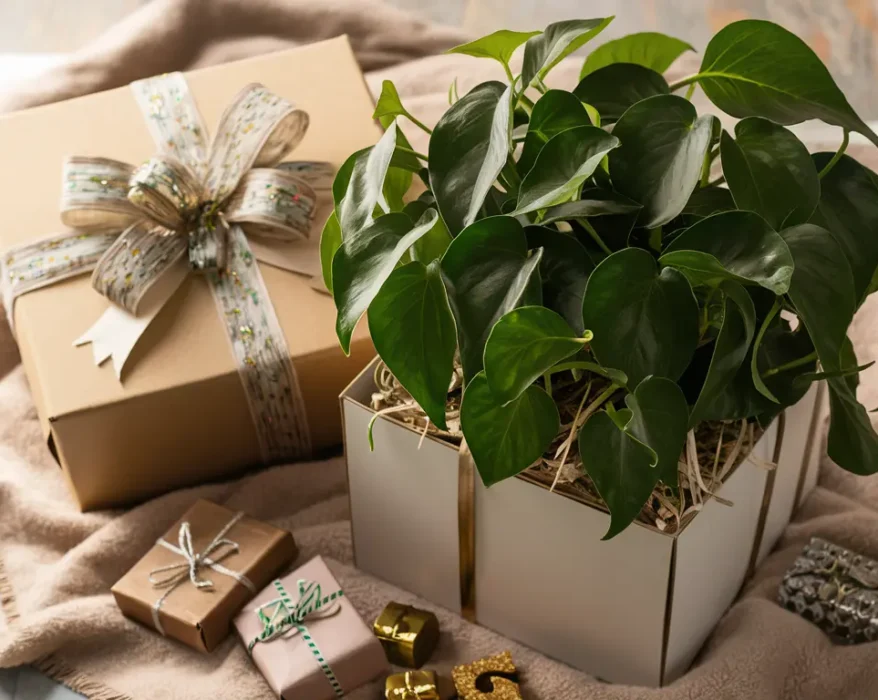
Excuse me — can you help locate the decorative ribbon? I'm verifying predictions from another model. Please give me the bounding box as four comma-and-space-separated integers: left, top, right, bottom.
0, 72, 328, 464
248, 578, 345, 697
148, 512, 255, 635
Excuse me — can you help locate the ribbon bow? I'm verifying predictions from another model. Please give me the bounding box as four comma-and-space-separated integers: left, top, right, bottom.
249, 578, 345, 697
148, 511, 255, 635
1, 72, 324, 463
71, 75, 317, 376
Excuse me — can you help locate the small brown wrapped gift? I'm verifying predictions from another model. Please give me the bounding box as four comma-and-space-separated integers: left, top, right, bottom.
111, 499, 297, 652
373, 602, 440, 668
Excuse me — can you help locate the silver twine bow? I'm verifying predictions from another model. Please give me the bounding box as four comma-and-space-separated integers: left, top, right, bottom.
1, 72, 329, 463
248, 578, 345, 697
148, 511, 256, 636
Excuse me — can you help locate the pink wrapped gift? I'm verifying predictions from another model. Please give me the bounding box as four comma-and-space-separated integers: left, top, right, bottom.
234, 555, 388, 699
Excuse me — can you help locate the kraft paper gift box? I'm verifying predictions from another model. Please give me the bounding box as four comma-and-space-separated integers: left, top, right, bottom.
0, 37, 376, 511
234, 555, 388, 699
341, 356, 827, 687
111, 499, 298, 652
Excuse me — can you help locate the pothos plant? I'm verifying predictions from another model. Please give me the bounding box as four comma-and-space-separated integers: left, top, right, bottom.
322, 17, 878, 538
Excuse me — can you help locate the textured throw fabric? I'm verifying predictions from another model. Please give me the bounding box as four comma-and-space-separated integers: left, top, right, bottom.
1, 1, 878, 698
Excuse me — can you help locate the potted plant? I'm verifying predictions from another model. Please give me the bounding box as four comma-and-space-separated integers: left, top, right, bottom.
325, 17, 878, 685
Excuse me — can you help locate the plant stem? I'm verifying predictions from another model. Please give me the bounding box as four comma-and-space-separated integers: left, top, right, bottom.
581, 383, 620, 424
818, 129, 850, 179
396, 145, 429, 161
404, 111, 433, 136
577, 218, 613, 256
668, 74, 702, 92
706, 175, 725, 187
648, 226, 662, 253
762, 351, 818, 378
549, 378, 592, 493
503, 62, 516, 86
699, 145, 713, 187
544, 372, 553, 397
699, 287, 718, 339
503, 158, 521, 187
684, 83, 697, 100
535, 77, 549, 95
516, 92, 536, 112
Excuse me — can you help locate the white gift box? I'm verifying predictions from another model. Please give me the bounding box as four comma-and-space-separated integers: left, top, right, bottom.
341, 357, 823, 686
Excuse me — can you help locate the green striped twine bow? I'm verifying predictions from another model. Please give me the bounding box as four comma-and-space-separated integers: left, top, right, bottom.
248, 578, 345, 698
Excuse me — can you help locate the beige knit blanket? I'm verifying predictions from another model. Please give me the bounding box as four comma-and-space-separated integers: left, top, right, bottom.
2, 1, 878, 698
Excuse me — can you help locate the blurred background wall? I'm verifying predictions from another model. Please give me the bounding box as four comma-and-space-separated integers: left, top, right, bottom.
1, 0, 876, 117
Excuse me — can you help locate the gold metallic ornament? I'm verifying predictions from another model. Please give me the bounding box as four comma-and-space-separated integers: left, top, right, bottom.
373, 601, 440, 668
385, 670, 440, 699
451, 651, 521, 700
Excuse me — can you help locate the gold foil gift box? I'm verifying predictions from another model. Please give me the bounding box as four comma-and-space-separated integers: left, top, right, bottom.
385, 670, 441, 699
373, 601, 440, 668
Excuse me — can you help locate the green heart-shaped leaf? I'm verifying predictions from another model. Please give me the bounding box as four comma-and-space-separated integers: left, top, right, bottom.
332, 149, 367, 208
526, 226, 594, 334
810, 153, 878, 304
513, 126, 620, 215
441, 216, 543, 382
698, 315, 814, 423
518, 90, 592, 176
403, 201, 452, 263
689, 282, 756, 425
579, 410, 658, 539
333, 209, 439, 353
319, 210, 342, 293
484, 306, 588, 404
383, 169, 413, 213
429, 81, 512, 235
368, 260, 456, 429
661, 211, 794, 294
625, 376, 688, 489
373, 80, 413, 125
696, 20, 878, 146
826, 377, 878, 476
573, 63, 670, 123
677, 186, 735, 223
780, 223, 855, 371
582, 248, 699, 387
448, 30, 540, 67
720, 119, 819, 230
580, 31, 694, 79
540, 190, 642, 226
522, 18, 614, 87
608, 94, 715, 228
461, 371, 560, 486
338, 122, 401, 237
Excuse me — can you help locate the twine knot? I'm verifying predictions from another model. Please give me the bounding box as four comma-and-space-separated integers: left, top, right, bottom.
147, 511, 255, 635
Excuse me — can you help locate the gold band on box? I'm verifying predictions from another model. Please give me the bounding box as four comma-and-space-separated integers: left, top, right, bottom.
0, 72, 330, 463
